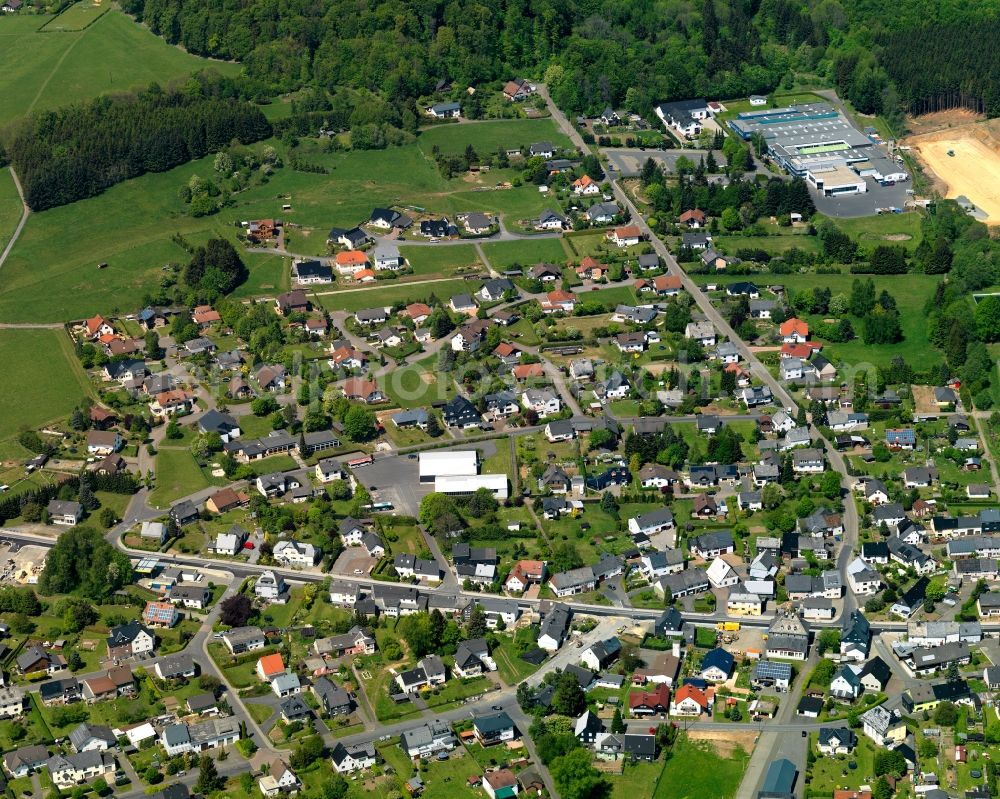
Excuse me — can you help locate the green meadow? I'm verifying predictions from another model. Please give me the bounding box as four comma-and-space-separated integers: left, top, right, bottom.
0, 9, 241, 126
0, 329, 92, 447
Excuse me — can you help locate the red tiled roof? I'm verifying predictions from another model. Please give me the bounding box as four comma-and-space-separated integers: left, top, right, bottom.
779, 317, 809, 337
335, 250, 368, 266
629, 682, 670, 709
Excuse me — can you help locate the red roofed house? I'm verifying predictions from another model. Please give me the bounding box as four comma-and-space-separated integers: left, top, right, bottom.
206, 487, 249, 515
653, 275, 682, 296
192, 305, 221, 326
779, 317, 809, 344
572, 175, 600, 196
542, 290, 577, 314
329, 346, 367, 369
505, 560, 547, 593
401, 303, 432, 325
629, 683, 670, 716
503, 78, 533, 102
576, 256, 604, 281
256, 653, 286, 681
670, 683, 711, 716
89, 406, 117, 429
353, 269, 376, 283
334, 250, 369, 274
678, 209, 706, 228
84, 315, 115, 339
149, 390, 195, 418
342, 377, 385, 404
608, 225, 642, 247
494, 342, 521, 363
780, 342, 820, 358
512, 363, 545, 381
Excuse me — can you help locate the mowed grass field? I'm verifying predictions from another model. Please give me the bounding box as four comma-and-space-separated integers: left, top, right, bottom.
399, 244, 482, 276
0, 329, 91, 446
481, 237, 569, 269
40, 1, 107, 31
416, 119, 571, 155
148, 447, 210, 508
0, 168, 24, 253
818, 211, 925, 252
652, 735, 750, 799
315, 278, 479, 313
0, 10, 241, 126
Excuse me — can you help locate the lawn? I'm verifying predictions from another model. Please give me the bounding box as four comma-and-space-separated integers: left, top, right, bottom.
230, 252, 291, 299
381, 355, 456, 408
492, 638, 542, 686
713, 232, 822, 255
400, 244, 483, 276
690, 271, 942, 368
822, 211, 924, 252
609, 761, 663, 799
564, 231, 617, 258
652, 734, 750, 799
0, 168, 23, 253
41, 2, 108, 31
0, 328, 92, 445
316, 279, 479, 314
481, 237, 570, 270
148, 447, 211, 508
245, 701, 275, 725
417, 118, 571, 155
807, 733, 877, 793
0, 10, 241, 127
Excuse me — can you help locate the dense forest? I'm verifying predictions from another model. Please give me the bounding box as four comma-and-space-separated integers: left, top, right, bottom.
7, 75, 271, 210
115, 0, 1000, 124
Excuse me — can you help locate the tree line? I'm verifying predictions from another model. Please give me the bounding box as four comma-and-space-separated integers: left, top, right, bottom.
6, 76, 271, 211
111, 0, 1000, 137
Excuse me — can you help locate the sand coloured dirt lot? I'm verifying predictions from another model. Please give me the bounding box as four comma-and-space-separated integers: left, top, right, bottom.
910, 119, 1000, 224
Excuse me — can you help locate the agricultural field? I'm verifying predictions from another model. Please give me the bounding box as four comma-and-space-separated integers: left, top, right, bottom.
0, 10, 241, 126
416, 118, 571, 155
0, 328, 92, 446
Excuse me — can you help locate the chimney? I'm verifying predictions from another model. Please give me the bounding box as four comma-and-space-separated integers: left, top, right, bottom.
672, 640, 681, 658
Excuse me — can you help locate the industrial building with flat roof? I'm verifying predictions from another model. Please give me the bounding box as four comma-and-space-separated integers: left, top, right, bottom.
434, 474, 509, 500
418, 451, 479, 481
727, 102, 906, 194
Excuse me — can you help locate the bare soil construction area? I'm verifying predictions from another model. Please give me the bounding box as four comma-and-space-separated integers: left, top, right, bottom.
906, 113, 1000, 224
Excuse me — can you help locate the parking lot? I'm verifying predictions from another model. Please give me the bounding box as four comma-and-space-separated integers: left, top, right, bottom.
331, 548, 378, 578
811, 175, 912, 218
355, 453, 427, 516
604, 147, 726, 177
356, 441, 505, 516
